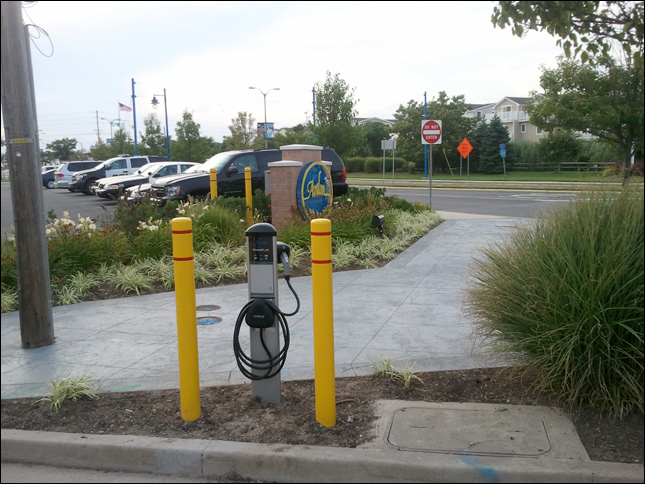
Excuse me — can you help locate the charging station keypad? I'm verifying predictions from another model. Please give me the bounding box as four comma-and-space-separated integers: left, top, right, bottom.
250, 236, 273, 264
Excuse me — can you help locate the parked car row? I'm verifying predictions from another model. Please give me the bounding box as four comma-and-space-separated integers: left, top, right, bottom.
146, 146, 348, 204
43, 147, 349, 204
94, 161, 197, 199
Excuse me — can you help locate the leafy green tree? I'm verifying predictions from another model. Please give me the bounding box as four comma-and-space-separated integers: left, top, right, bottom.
360, 122, 392, 157
273, 123, 315, 146
491, 1, 645, 66
391, 99, 425, 167
538, 130, 582, 172
109, 128, 135, 157
527, 56, 644, 183
222, 112, 258, 150
46, 138, 78, 161
89, 140, 112, 161
314, 71, 363, 159
475, 116, 510, 174
138, 113, 168, 156
172, 110, 213, 163
391, 92, 477, 172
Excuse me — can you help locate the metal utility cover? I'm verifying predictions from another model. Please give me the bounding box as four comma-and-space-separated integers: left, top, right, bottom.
387, 405, 551, 457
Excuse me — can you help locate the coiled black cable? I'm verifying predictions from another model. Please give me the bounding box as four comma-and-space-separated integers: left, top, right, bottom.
232, 277, 300, 380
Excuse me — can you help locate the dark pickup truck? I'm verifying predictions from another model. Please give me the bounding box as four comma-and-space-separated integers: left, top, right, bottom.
148, 147, 348, 203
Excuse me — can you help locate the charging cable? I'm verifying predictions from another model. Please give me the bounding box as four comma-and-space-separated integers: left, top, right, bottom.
232, 259, 300, 381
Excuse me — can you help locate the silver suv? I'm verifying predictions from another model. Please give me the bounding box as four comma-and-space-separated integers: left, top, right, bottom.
53, 161, 102, 189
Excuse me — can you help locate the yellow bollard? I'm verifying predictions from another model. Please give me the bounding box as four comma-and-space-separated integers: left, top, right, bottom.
210, 168, 218, 199
171, 217, 201, 421
310, 218, 336, 427
245, 167, 253, 227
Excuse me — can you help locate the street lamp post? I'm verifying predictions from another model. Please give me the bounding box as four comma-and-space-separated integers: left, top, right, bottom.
151, 88, 170, 159
249, 86, 280, 149
100, 118, 119, 139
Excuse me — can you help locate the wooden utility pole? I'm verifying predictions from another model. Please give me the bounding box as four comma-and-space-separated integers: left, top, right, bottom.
1, 0, 55, 348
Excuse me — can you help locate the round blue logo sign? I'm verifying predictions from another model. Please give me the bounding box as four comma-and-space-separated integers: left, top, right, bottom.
296, 162, 333, 219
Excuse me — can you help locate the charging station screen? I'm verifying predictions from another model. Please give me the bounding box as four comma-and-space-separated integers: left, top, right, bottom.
250, 236, 273, 263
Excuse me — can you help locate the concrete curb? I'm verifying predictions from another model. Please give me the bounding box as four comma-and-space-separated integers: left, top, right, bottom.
2, 429, 643, 483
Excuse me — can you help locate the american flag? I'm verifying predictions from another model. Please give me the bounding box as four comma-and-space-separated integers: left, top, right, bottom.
119, 103, 132, 112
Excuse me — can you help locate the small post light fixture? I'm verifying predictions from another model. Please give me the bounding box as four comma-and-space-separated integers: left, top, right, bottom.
151, 88, 170, 159
372, 214, 385, 237
249, 86, 280, 149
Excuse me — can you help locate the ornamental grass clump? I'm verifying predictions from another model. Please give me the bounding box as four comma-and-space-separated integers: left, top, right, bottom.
465, 185, 644, 416
36, 374, 99, 413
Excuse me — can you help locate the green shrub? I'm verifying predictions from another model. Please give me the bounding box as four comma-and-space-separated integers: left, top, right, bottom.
47, 230, 128, 281
364, 157, 382, 173
210, 190, 271, 223
191, 203, 246, 251
466, 185, 644, 416
126, 220, 173, 262
1, 237, 17, 289
278, 219, 311, 249
344, 157, 366, 173
110, 198, 178, 236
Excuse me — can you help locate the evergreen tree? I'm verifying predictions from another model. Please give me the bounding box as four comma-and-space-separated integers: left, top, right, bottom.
476, 116, 510, 174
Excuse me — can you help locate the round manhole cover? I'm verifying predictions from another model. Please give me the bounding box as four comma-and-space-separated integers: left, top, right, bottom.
197, 316, 222, 325
196, 305, 221, 311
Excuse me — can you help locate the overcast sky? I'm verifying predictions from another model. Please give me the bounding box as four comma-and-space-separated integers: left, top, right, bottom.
4, 1, 565, 152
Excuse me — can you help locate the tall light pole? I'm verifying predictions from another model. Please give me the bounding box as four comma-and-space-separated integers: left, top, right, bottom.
100, 118, 119, 139
151, 88, 170, 159
249, 86, 279, 149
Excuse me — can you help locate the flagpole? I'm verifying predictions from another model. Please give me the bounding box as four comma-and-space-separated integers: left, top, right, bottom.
132, 78, 138, 155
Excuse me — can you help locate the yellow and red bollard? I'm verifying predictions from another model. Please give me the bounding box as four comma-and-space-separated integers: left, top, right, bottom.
311, 218, 336, 427
245, 167, 253, 227
171, 217, 201, 421
210, 168, 218, 199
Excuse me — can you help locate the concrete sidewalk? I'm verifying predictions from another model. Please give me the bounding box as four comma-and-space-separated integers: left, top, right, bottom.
2, 213, 643, 482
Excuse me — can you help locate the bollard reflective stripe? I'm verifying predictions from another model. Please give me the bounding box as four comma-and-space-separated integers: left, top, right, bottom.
171, 217, 201, 422
310, 218, 336, 427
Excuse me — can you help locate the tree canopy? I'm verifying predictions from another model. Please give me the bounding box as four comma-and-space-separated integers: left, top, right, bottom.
172, 110, 213, 163
223, 111, 259, 150
45, 138, 78, 161
314, 71, 363, 159
491, 1, 645, 66
527, 55, 644, 181
138, 113, 169, 156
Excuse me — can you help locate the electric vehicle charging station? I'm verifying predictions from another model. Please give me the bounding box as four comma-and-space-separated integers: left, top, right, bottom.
233, 222, 299, 404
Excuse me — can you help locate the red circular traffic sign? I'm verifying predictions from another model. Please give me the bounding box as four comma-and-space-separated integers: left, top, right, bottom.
422, 120, 442, 144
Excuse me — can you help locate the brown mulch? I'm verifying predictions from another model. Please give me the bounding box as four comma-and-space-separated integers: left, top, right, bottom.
1, 366, 643, 465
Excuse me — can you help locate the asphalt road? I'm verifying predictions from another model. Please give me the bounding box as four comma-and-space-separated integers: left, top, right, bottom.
385, 187, 574, 218
1, 182, 574, 237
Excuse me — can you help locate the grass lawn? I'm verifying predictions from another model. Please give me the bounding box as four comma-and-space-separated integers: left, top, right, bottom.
347, 171, 644, 183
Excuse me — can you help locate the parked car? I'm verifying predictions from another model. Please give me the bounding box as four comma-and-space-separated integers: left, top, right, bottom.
53, 161, 102, 189
148, 147, 348, 204
68, 154, 169, 195
42, 165, 59, 189
124, 182, 154, 202
93, 161, 197, 199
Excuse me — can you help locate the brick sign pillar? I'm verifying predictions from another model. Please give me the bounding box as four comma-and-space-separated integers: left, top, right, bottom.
269, 144, 323, 231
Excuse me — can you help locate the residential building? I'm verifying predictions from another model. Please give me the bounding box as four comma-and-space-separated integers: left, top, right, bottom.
465, 97, 545, 143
